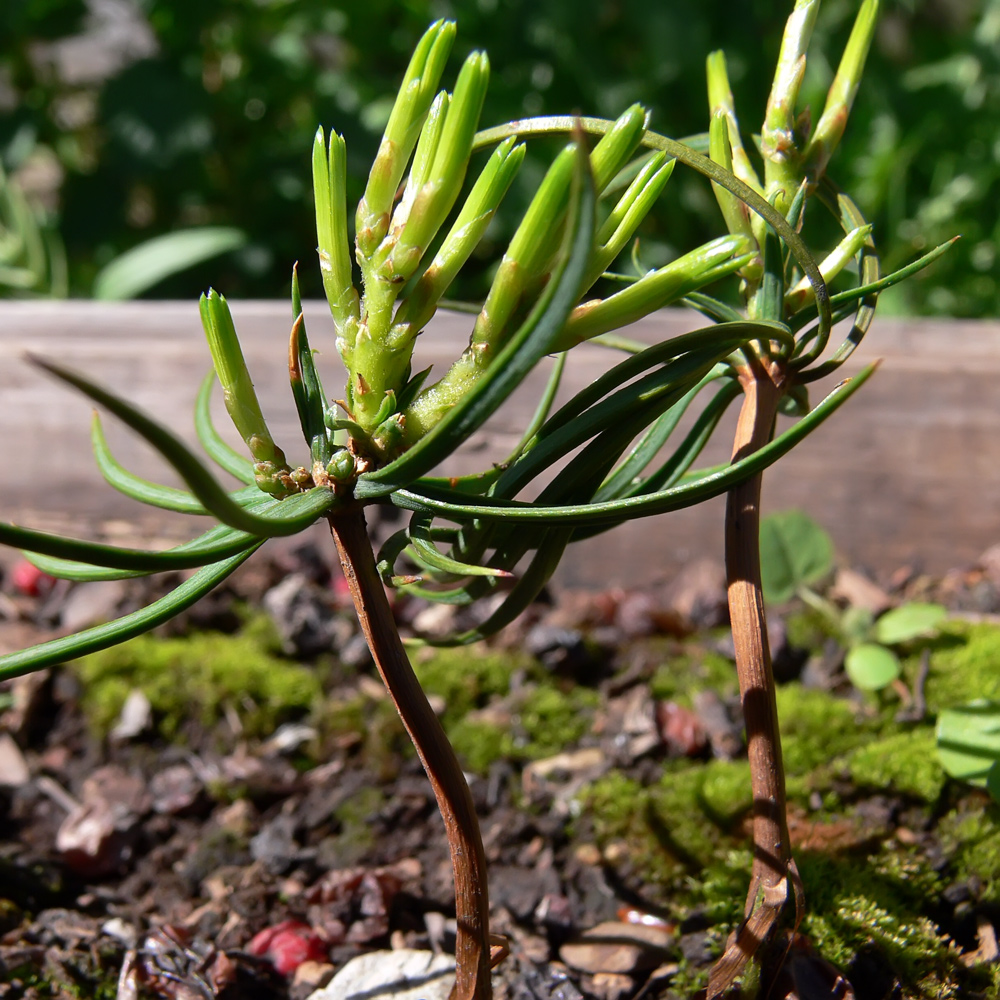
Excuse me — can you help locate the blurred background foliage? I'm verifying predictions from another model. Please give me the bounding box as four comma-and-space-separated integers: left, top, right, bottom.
0, 0, 995, 314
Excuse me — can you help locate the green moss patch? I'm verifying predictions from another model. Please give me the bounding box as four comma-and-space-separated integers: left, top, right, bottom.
411, 645, 600, 773
650, 645, 739, 705
323, 690, 408, 779
847, 729, 946, 803
799, 848, 966, 996
583, 759, 753, 896
75, 630, 321, 740
413, 646, 526, 721
778, 684, 876, 777
939, 801, 1000, 900
512, 683, 600, 759
446, 717, 511, 775
923, 623, 1000, 711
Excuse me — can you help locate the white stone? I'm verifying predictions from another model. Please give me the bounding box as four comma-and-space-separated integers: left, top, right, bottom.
308, 949, 455, 1000
0, 733, 30, 787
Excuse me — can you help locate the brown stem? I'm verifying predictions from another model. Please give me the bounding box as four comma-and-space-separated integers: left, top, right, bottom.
328, 506, 492, 1000
708, 358, 802, 998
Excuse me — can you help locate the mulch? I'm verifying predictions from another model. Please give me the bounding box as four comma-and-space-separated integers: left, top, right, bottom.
1, 540, 999, 1000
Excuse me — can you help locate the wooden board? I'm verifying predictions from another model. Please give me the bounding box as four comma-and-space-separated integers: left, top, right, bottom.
0, 301, 995, 588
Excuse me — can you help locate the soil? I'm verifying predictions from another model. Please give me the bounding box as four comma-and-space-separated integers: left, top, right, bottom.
2, 539, 1000, 1000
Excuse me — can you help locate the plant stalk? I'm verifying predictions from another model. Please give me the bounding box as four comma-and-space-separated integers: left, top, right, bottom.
708, 357, 802, 997
328, 506, 492, 1000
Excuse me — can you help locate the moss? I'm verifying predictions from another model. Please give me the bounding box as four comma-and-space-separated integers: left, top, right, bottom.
847, 729, 946, 803
938, 801, 1000, 900
323, 691, 408, 779
75, 630, 321, 741
582, 760, 752, 896
923, 622, 1000, 712
513, 683, 600, 759
697, 847, 753, 925
414, 645, 527, 723
415, 645, 600, 769
583, 772, 678, 886
777, 684, 879, 791
446, 717, 511, 775
650, 647, 738, 705
329, 786, 384, 864
580, 710, 980, 997
784, 605, 837, 653
3, 950, 121, 999
234, 607, 286, 654
799, 849, 963, 996
699, 760, 753, 824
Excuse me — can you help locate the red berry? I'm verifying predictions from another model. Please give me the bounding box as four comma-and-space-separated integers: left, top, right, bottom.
248, 920, 327, 976
10, 560, 56, 598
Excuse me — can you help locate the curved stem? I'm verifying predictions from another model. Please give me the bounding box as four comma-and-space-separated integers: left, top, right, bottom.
328, 506, 492, 1000
708, 357, 802, 997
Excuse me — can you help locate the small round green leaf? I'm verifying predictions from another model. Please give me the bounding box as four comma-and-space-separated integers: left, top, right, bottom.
760, 509, 834, 604
845, 642, 900, 692
874, 602, 947, 646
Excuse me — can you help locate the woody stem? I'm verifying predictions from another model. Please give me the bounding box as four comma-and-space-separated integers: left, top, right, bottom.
328, 506, 492, 1000
708, 357, 799, 997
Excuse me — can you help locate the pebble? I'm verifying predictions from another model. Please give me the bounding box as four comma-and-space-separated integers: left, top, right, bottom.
525, 624, 590, 673
307, 948, 455, 1000
559, 921, 673, 975
58, 580, 128, 632
149, 763, 202, 815
522, 748, 608, 811
340, 632, 374, 668
263, 573, 341, 658
830, 567, 893, 615
677, 929, 714, 965
261, 722, 319, 757
499, 962, 585, 1000
411, 602, 457, 637
56, 797, 139, 878
660, 558, 728, 629
656, 700, 708, 757
109, 689, 152, 742
491, 864, 560, 922
0, 732, 30, 787
612, 591, 658, 639
581, 972, 634, 1000
250, 813, 300, 874
691, 689, 744, 760
292, 959, 336, 991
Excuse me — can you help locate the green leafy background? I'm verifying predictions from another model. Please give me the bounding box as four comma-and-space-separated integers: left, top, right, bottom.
1, 0, 993, 312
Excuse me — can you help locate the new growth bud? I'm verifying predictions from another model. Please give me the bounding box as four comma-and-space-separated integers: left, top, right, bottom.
400, 106, 657, 445
469, 104, 648, 356
199, 289, 292, 492
709, 110, 761, 278
386, 52, 490, 281
761, 0, 820, 212
356, 20, 456, 259
555, 234, 755, 349
586, 151, 675, 289
803, 0, 880, 181
326, 448, 356, 482
706, 50, 762, 194
785, 223, 873, 312
393, 136, 526, 337
313, 127, 360, 345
